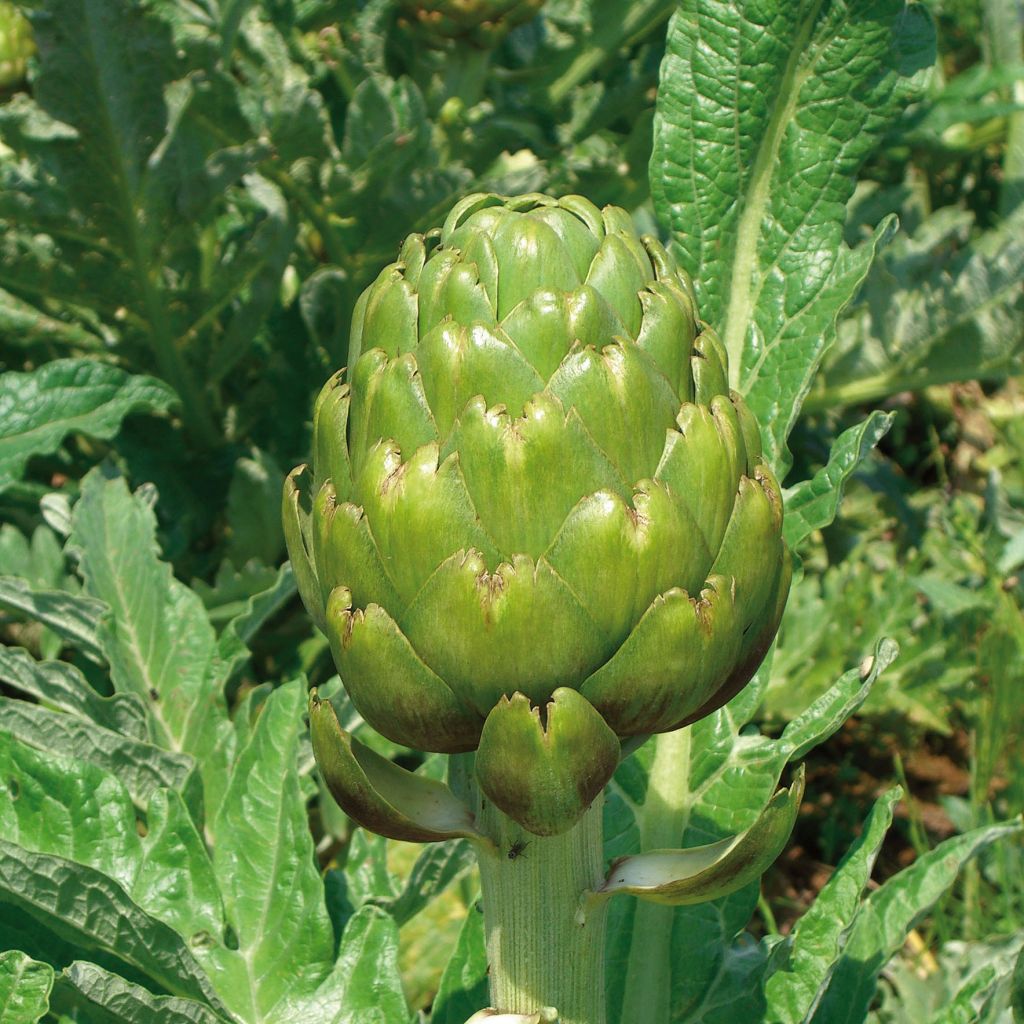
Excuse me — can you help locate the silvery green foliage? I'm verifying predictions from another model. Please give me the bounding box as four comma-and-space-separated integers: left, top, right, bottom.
651, 0, 934, 475
0, 470, 411, 1024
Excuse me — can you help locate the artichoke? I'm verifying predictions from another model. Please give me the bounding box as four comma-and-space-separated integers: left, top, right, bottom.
285, 192, 791, 836
396, 0, 543, 46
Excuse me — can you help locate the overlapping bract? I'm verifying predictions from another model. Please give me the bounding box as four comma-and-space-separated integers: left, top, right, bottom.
285, 193, 791, 779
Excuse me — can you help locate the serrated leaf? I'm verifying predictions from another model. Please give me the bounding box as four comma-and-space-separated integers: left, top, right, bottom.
51, 960, 230, 1024
0, 950, 54, 1024
212, 680, 335, 1019
0, 523, 68, 590
299, 268, 355, 366
651, 0, 935, 471
0, 576, 106, 661
215, 562, 297, 687
0, 646, 147, 738
0, 286, 107, 351
0, 697, 200, 815
0, 731, 224, 945
376, 840, 476, 927
225, 447, 287, 568
68, 467, 235, 816
783, 413, 894, 549
816, 207, 1024, 409
272, 906, 409, 1024
811, 820, 1024, 1024
764, 788, 902, 1024
0, 730, 140, 890
0, 841, 227, 1013
0, 360, 177, 494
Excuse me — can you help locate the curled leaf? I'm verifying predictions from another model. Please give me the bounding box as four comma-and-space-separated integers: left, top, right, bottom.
598, 765, 804, 905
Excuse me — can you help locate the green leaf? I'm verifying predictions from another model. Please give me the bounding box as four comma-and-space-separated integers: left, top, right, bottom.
0, 950, 54, 1024
1013, 942, 1024, 1022
0, 697, 201, 815
51, 961, 230, 1024
0, 285, 106, 352
651, 0, 935, 471
300, 268, 356, 366
813, 207, 1024, 410
225, 447, 287, 568
810, 819, 1024, 1024
432, 906, 489, 1024
212, 680, 336, 1019
376, 840, 476, 927
68, 467, 235, 815
0, 646, 148, 740
214, 562, 297, 688
131, 788, 227, 947
763, 788, 902, 1024
274, 906, 410, 1024
0, 523, 70, 590
0, 841, 227, 1013
0, 360, 177, 494
0, 731, 224, 944
0, 576, 106, 661
782, 413, 894, 549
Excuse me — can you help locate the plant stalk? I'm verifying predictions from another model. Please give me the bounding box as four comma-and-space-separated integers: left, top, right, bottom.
476, 795, 609, 1024
620, 726, 691, 1024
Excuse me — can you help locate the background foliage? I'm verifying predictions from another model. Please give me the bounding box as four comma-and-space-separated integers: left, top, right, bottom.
0, 0, 1022, 1021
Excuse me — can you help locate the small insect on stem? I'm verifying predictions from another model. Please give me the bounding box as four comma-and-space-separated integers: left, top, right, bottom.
507, 839, 531, 861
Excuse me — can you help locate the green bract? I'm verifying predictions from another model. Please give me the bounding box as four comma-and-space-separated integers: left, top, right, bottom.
396, 0, 543, 46
285, 192, 791, 835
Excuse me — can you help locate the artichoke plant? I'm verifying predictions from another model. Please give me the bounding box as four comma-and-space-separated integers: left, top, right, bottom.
396, 0, 543, 46
285, 192, 795, 1023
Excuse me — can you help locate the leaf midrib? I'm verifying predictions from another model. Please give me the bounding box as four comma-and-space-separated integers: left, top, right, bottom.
721, 1, 825, 388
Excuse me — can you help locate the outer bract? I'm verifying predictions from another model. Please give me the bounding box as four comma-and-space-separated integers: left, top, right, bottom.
397, 0, 542, 46
285, 192, 791, 835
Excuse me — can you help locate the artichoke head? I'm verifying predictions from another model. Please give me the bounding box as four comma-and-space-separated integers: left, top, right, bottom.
286, 193, 791, 836
397, 0, 543, 47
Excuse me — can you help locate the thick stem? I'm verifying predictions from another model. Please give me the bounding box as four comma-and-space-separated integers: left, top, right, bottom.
476, 795, 609, 1024
620, 727, 692, 1024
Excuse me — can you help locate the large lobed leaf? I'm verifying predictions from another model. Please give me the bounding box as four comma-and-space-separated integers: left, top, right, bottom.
651, 0, 935, 472
68, 466, 236, 818
0, 360, 176, 495
812, 205, 1024, 410
0, 680, 410, 1023
809, 819, 1024, 1024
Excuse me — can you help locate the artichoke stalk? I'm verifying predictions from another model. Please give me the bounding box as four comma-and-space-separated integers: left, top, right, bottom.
285, 193, 794, 1023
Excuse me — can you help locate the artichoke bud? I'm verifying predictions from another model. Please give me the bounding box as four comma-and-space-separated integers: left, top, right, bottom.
396, 0, 543, 48
286, 193, 790, 838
